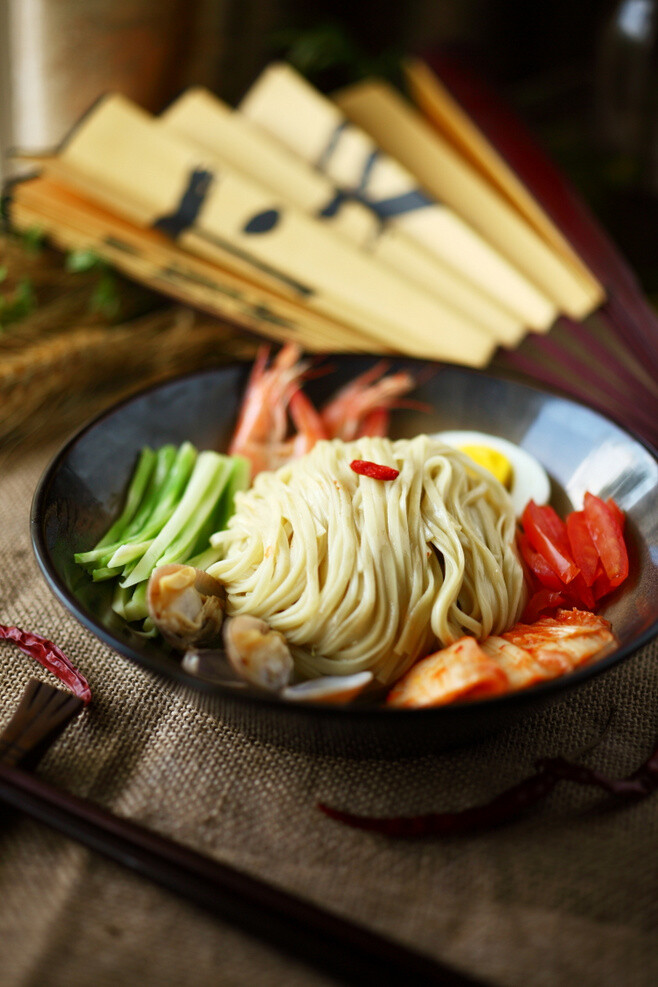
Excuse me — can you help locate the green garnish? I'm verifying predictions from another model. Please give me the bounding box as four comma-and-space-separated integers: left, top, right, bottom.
75, 442, 249, 627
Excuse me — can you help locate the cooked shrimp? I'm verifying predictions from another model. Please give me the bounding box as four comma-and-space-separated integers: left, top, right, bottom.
320, 361, 416, 441
386, 608, 614, 707
228, 347, 418, 476
288, 388, 329, 459
228, 343, 312, 475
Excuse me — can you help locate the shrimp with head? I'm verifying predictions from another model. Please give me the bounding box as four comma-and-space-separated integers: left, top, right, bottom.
229, 345, 418, 477
228, 343, 320, 475
319, 360, 416, 441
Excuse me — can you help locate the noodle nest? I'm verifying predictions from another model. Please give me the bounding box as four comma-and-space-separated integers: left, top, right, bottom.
208, 435, 526, 685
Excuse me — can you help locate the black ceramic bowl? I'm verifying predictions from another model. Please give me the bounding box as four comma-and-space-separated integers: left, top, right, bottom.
31, 356, 658, 756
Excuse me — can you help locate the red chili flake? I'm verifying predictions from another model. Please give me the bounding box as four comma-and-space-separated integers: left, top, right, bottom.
0, 624, 92, 704
350, 460, 400, 481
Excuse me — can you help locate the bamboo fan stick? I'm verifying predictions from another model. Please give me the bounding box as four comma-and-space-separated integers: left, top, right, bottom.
333, 79, 605, 320
40, 94, 496, 367
528, 324, 658, 430
498, 334, 658, 446
562, 317, 658, 402
9, 201, 369, 357
403, 58, 604, 299
498, 314, 658, 446
415, 49, 658, 419
238, 62, 556, 332
9, 178, 380, 354
600, 291, 658, 379
434, 53, 658, 380
161, 87, 526, 347
161, 89, 376, 244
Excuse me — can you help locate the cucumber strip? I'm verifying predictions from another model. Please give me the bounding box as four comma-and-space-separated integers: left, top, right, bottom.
121, 582, 149, 623
75, 447, 173, 570
91, 565, 121, 582
111, 582, 132, 619
121, 444, 177, 532
74, 445, 194, 567
121, 451, 233, 588
121, 442, 197, 543
185, 543, 225, 570
106, 539, 155, 570
74, 446, 156, 561
184, 455, 251, 567
217, 454, 250, 530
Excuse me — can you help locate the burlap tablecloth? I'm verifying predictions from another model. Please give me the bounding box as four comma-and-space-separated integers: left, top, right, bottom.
1, 438, 657, 987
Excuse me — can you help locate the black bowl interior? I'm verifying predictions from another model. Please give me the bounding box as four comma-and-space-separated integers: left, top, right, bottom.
31, 356, 658, 755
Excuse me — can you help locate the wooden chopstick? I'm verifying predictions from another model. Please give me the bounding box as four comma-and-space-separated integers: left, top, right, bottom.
0, 680, 84, 768
0, 762, 487, 986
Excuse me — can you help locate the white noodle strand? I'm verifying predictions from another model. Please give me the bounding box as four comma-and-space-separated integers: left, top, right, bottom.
208, 436, 526, 685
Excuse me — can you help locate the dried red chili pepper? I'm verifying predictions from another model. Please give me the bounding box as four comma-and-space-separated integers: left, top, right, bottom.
350, 460, 400, 481
537, 754, 658, 799
0, 625, 91, 704
319, 738, 658, 836
318, 769, 559, 836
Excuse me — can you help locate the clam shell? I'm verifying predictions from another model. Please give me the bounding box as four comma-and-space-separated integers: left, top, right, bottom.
282, 671, 373, 704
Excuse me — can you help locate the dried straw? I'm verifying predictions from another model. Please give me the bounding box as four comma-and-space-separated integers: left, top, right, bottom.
0, 236, 257, 453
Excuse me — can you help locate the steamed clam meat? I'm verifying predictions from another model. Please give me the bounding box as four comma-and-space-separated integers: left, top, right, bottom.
223, 614, 294, 692
147, 564, 226, 650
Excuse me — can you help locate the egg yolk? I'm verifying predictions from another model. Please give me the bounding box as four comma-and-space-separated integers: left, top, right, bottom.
459, 445, 513, 488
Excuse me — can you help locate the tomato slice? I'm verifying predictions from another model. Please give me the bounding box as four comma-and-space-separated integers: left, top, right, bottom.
521, 588, 567, 623
518, 532, 564, 590
592, 566, 613, 601
566, 510, 599, 586
606, 497, 625, 533
521, 501, 580, 584
562, 571, 596, 610
583, 492, 629, 588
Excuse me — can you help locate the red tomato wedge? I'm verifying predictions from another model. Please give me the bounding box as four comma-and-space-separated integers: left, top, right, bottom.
518, 532, 564, 591
517, 494, 629, 616
583, 492, 629, 588
521, 501, 580, 584
606, 497, 625, 533
562, 572, 596, 610
521, 588, 567, 623
566, 510, 599, 587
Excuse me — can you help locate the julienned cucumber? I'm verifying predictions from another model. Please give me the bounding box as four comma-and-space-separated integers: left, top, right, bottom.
74, 443, 249, 626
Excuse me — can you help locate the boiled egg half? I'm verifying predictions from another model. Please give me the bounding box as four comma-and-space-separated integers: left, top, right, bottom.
433, 430, 550, 516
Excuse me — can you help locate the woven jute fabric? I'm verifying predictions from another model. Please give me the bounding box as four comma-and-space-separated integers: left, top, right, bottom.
0, 438, 657, 987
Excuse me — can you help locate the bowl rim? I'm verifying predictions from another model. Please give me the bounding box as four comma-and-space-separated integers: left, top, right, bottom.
30, 357, 658, 724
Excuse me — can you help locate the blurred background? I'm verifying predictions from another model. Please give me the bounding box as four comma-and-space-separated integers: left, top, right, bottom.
2, 0, 657, 291
1, 0, 656, 451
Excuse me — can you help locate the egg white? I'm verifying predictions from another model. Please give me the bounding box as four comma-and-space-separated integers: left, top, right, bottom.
433, 430, 551, 516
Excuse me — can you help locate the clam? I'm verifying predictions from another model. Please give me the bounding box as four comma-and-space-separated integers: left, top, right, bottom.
181, 648, 249, 688
147, 563, 226, 651
282, 671, 373, 705
222, 614, 294, 692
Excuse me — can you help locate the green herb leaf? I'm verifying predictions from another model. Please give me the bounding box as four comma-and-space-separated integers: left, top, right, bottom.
90, 270, 121, 319
0, 277, 37, 328
21, 226, 46, 254
65, 248, 104, 274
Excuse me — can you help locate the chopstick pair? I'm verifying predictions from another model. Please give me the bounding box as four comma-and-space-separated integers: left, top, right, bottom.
0, 682, 487, 987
